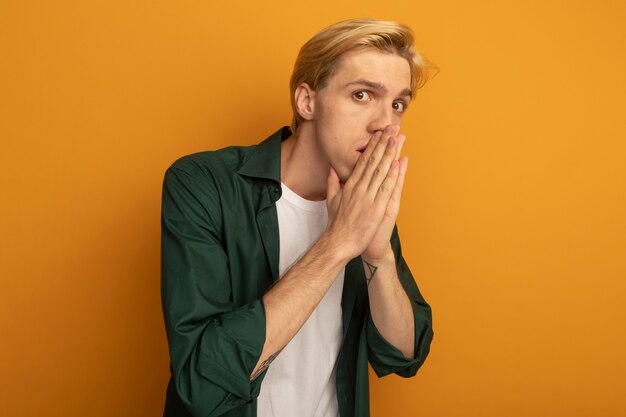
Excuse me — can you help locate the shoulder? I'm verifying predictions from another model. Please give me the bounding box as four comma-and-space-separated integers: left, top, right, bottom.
162, 126, 286, 196
161, 145, 262, 230
163, 143, 262, 198
167, 144, 257, 180
161, 144, 259, 218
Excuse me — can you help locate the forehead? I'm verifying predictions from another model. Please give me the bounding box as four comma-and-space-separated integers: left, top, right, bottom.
328, 48, 411, 91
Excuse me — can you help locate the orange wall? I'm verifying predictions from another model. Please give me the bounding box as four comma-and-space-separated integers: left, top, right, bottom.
1, 1, 625, 416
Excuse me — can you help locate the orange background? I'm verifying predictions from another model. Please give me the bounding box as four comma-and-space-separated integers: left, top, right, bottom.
1, 1, 625, 416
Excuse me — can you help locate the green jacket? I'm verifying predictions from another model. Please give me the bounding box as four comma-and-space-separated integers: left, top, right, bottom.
161, 127, 434, 417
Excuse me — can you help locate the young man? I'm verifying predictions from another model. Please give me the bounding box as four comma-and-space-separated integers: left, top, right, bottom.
161, 18, 434, 417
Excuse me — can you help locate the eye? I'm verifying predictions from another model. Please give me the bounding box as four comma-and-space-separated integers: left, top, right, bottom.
353, 90, 371, 102
393, 101, 407, 113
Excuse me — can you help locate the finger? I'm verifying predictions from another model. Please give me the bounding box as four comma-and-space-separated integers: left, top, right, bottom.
387, 124, 400, 139
374, 158, 400, 205
366, 130, 400, 193
395, 134, 406, 160
357, 126, 395, 189
346, 131, 382, 188
388, 156, 408, 207
326, 165, 341, 201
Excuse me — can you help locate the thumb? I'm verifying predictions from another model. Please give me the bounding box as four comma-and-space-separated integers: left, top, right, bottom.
326, 165, 341, 201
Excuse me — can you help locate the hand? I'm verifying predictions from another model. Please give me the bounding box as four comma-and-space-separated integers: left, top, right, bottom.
325, 126, 402, 262
362, 129, 408, 263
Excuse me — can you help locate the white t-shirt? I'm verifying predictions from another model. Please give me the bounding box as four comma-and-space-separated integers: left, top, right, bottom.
257, 182, 345, 417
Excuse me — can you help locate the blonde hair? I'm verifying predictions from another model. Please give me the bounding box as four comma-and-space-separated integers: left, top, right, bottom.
289, 18, 437, 134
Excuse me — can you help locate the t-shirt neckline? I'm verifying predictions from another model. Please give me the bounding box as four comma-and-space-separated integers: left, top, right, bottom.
279, 182, 327, 213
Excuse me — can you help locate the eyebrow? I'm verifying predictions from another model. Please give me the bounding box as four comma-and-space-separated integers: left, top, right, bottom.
345, 79, 412, 99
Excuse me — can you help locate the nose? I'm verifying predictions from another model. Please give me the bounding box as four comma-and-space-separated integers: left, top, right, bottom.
367, 103, 398, 135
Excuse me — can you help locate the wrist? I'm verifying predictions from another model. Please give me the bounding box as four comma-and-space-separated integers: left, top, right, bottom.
361, 244, 395, 266
315, 230, 352, 266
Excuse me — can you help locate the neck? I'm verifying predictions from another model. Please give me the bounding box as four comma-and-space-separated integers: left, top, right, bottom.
280, 125, 328, 201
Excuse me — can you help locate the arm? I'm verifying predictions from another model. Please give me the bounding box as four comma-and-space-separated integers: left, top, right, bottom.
366, 226, 434, 378
363, 245, 415, 359
162, 166, 268, 417
250, 231, 346, 380
357, 126, 433, 375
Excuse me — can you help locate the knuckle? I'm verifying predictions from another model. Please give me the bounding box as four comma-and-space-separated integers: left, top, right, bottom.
354, 181, 366, 193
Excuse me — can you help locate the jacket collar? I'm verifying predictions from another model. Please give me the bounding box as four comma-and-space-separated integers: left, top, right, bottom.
237, 126, 292, 183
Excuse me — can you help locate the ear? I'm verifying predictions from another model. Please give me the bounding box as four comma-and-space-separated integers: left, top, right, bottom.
294, 82, 316, 121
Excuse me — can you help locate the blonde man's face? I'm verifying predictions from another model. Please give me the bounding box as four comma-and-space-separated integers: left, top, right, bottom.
312, 48, 412, 182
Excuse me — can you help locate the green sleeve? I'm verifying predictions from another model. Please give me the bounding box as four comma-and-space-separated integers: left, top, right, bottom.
161, 166, 267, 417
366, 225, 434, 378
